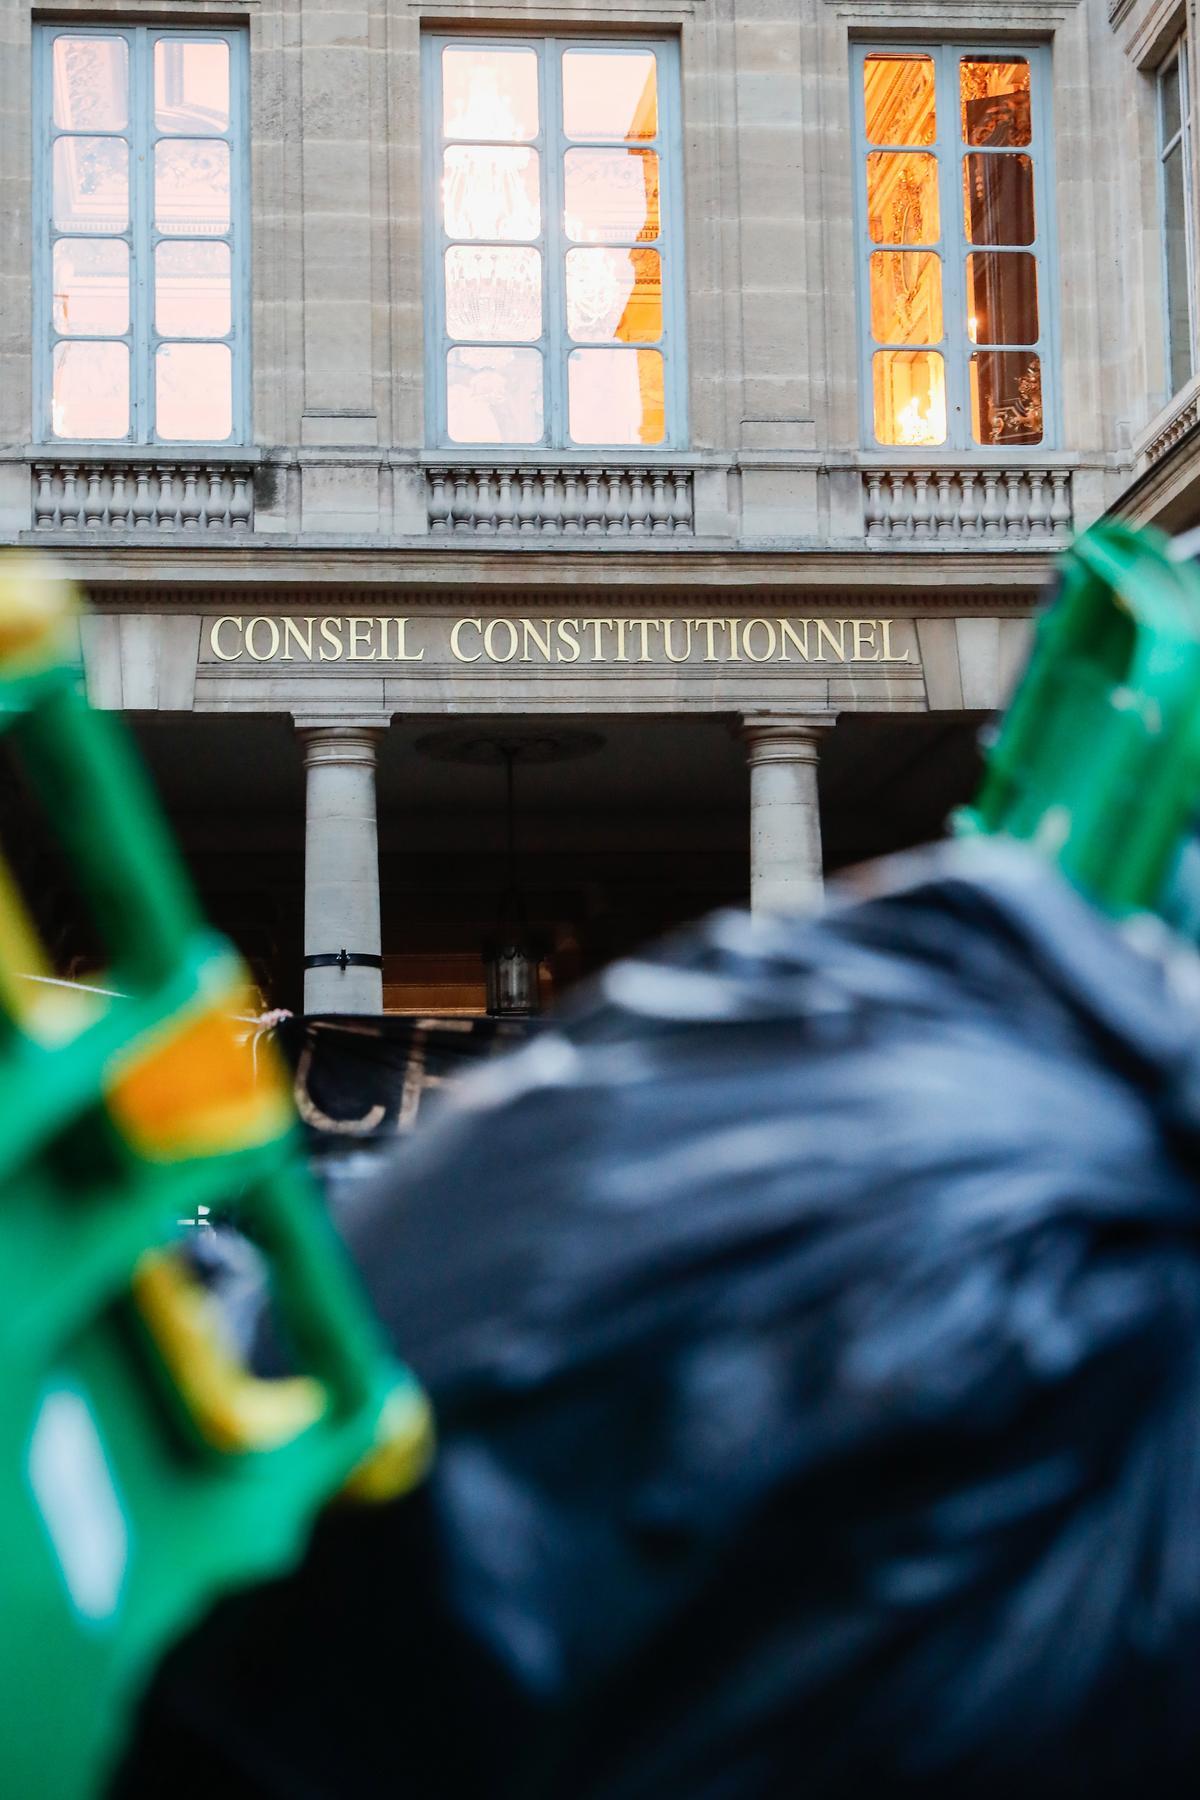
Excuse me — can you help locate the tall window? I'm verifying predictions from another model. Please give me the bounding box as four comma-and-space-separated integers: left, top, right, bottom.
35, 25, 247, 445
1159, 34, 1194, 397
423, 35, 685, 449
855, 45, 1054, 450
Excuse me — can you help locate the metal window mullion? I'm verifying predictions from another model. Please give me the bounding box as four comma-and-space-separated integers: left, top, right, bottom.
1180, 37, 1196, 377
660, 35, 684, 450
131, 27, 153, 443
235, 27, 251, 444
544, 39, 566, 447
942, 44, 975, 454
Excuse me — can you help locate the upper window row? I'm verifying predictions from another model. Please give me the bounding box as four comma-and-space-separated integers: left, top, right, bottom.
35, 28, 1067, 452
36, 25, 246, 446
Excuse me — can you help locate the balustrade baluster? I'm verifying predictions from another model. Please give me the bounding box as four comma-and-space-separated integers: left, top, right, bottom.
110, 468, 129, 528
33, 464, 56, 529
1049, 470, 1071, 536
427, 468, 451, 533
59, 464, 81, 528
980, 472, 1003, 537
864, 473, 886, 539
670, 471, 691, 532
958, 470, 979, 537
229, 470, 252, 530
180, 464, 202, 530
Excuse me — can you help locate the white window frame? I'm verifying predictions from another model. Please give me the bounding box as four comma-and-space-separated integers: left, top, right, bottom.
421, 32, 688, 452
852, 41, 1059, 454
33, 22, 250, 447
1157, 31, 1195, 397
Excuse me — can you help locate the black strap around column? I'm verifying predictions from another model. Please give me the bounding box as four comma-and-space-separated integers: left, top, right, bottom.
303, 951, 384, 971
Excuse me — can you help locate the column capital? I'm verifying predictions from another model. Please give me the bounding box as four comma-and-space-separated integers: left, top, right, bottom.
296, 722, 385, 771
739, 712, 836, 765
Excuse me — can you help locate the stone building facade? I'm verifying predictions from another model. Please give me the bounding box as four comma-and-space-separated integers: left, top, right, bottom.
0, 0, 1196, 1015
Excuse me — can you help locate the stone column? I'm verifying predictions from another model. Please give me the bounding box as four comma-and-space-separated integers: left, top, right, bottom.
741, 715, 832, 914
299, 726, 384, 1013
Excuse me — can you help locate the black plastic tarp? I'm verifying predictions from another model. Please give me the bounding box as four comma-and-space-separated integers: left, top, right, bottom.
119, 841, 1200, 1799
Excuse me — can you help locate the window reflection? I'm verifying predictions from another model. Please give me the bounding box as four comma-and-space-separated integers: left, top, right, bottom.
52, 37, 128, 131
961, 59, 1031, 147
963, 153, 1034, 244
52, 136, 128, 233
447, 346, 543, 443
155, 241, 231, 337
52, 340, 129, 438
863, 53, 935, 146
562, 50, 657, 142
155, 139, 230, 235
970, 351, 1042, 445
567, 247, 661, 342
443, 146, 540, 240
442, 46, 538, 140
155, 39, 230, 134
866, 152, 938, 244
564, 149, 660, 243
872, 350, 947, 445
965, 252, 1037, 345
445, 246, 541, 341
53, 239, 129, 336
568, 348, 664, 444
869, 250, 942, 343
155, 342, 232, 440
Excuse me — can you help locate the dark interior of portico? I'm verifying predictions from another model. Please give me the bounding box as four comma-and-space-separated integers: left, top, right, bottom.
1, 711, 985, 1017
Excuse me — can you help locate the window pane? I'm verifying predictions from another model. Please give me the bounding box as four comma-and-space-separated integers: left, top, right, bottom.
445, 246, 541, 341
866, 152, 939, 244
963, 153, 1035, 244
564, 149, 660, 243
443, 146, 540, 241
52, 238, 129, 336
446, 346, 543, 443
154, 39, 230, 135
864, 54, 935, 146
872, 350, 946, 445
966, 251, 1038, 345
155, 342, 232, 439
562, 50, 657, 142
155, 241, 232, 337
51, 340, 128, 438
567, 348, 665, 444
567, 247, 662, 343
52, 36, 128, 132
961, 59, 1031, 147
52, 136, 128, 232
1162, 56, 1182, 142
970, 351, 1043, 445
155, 139, 231, 236
869, 251, 942, 343
1163, 142, 1192, 391
442, 46, 538, 141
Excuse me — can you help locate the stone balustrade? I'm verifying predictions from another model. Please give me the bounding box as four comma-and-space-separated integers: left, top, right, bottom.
32, 459, 254, 531
426, 464, 695, 536
863, 466, 1073, 543
1142, 394, 1200, 470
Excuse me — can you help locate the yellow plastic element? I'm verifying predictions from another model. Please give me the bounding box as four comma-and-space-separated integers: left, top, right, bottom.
133, 1251, 326, 1454
108, 993, 293, 1161
340, 1384, 436, 1503
0, 554, 81, 675
0, 853, 99, 1042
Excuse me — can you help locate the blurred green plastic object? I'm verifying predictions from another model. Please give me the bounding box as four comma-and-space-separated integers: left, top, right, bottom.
959, 519, 1200, 929
0, 555, 432, 1799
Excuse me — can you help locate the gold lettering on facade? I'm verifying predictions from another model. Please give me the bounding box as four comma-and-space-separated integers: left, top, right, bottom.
245, 617, 280, 661
206, 616, 916, 667
211, 616, 242, 660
